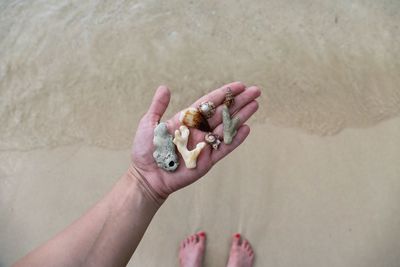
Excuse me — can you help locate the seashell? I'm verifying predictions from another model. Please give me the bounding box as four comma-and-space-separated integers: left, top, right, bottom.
223, 87, 235, 107
198, 101, 216, 119
205, 132, 221, 150
179, 107, 211, 132
153, 122, 179, 171
173, 125, 206, 169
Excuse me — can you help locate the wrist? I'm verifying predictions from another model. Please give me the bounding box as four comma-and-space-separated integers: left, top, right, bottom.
126, 164, 167, 207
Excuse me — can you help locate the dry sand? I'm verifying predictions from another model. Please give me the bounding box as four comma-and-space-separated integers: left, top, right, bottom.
1, 0, 400, 266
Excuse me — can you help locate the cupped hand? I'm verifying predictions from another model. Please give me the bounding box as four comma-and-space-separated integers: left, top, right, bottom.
131, 82, 261, 199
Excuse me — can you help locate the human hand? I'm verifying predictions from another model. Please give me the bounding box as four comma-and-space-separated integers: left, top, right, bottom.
131, 82, 261, 200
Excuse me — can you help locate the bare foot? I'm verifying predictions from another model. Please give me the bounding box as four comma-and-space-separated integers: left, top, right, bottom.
179, 231, 206, 267
226, 234, 254, 267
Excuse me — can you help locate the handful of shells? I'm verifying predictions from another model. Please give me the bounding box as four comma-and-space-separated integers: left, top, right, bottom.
154, 87, 239, 171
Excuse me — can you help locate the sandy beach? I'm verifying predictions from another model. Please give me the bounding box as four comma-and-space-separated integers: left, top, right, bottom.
1, 0, 400, 266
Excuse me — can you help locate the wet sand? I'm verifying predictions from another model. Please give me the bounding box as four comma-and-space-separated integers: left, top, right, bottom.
2, 119, 400, 266
1, 0, 400, 266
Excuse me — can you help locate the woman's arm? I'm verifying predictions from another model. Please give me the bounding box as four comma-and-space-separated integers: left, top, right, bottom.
14, 166, 162, 267
13, 82, 260, 267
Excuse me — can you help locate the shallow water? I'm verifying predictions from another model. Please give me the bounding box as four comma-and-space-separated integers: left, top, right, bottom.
1, 0, 400, 150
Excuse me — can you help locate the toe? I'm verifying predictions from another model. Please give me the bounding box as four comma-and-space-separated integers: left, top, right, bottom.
197, 231, 206, 250
243, 239, 254, 258
246, 241, 253, 252
232, 233, 241, 246
190, 234, 196, 243
198, 231, 206, 241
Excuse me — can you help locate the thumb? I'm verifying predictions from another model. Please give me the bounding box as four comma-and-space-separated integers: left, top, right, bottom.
147, 85, 171, 121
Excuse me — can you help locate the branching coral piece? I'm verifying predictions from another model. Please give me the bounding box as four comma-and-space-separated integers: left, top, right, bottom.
222, 105, 240, 144
173, 125, 206, 169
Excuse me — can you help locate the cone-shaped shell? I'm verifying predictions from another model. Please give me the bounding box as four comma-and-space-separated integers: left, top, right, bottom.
179, 107, 211, 132
224, 87, 235, 107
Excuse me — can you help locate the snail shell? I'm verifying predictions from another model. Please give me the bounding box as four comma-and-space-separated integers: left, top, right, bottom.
198, 101, 216, 119
179, 107, 211, 132
205, 132, 221, 150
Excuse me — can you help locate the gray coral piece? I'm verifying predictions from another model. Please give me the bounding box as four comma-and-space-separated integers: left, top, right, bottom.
153, 122, 179, 171
222, 105, 240, 144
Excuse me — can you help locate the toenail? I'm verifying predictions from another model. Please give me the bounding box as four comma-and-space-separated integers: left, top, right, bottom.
199, 232, 206, 237
234, 233, 241, 239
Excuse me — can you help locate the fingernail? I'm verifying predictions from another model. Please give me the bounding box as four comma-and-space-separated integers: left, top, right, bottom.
199, 232, 206, 237
235, 233, 241, 239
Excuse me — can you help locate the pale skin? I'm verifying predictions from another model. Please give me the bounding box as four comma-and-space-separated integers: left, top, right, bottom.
179, 232, 255, 267
13, 81, 261, 267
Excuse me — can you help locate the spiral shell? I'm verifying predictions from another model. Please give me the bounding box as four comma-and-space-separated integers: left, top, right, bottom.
204, 132, 221, 150
223, 87, 235, 107
179, 107, 211, 132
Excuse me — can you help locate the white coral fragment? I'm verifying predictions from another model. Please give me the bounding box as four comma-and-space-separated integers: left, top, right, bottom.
153, 122, 179, 171
173, 125, 206, 169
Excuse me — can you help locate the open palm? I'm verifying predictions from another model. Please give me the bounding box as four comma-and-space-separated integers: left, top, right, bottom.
131, 82, 261, 200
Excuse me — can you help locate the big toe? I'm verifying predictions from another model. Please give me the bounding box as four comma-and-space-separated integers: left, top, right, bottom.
197, 231, 206, 246
232, 233, 242, 247
198, 231, 206, 240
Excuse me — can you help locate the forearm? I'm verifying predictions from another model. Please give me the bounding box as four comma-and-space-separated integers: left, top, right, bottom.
83, 165, 164, 266
14, 165, 165, 267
